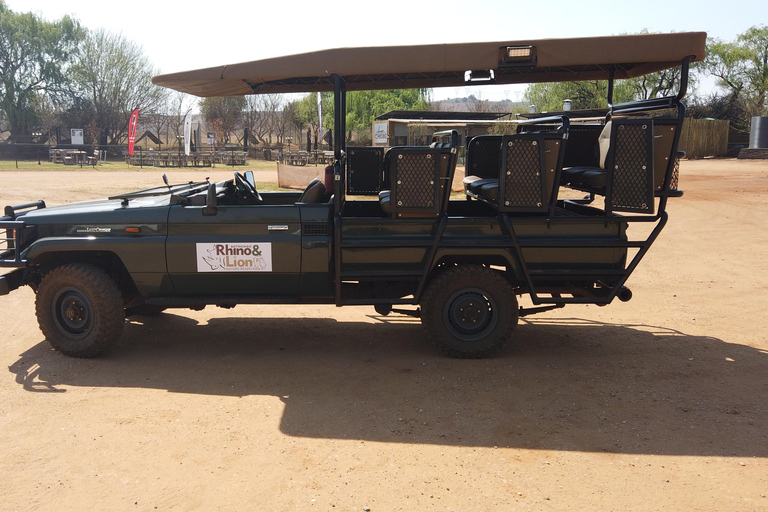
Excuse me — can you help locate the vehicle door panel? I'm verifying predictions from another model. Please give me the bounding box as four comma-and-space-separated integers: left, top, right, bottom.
165, 204, 301, 295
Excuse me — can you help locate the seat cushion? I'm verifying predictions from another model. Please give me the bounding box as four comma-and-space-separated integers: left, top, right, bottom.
478, 181, 499, 203
468, 178, 498, 195
561, 166, 608, 188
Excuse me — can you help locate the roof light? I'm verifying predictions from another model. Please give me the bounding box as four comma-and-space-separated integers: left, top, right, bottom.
499, 45, 537, 67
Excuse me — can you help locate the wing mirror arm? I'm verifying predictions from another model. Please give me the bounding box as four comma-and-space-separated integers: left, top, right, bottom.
202, 182, 218, 216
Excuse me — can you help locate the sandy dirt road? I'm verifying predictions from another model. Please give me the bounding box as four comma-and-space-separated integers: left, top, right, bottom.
0, 159, 767, 511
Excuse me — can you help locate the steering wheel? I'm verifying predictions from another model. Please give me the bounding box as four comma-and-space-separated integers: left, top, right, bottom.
234, 172, 262, 203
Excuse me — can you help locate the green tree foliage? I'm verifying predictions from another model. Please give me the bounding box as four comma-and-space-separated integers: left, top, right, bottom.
70, 28, 166, 145
346, 89, 430, 143
200, 96, 246, 144
0, 1, 83, 139
702, 25, 768, 130
293, 92, 334, 131
523, 29, 689, 114
524, 73, 680, 114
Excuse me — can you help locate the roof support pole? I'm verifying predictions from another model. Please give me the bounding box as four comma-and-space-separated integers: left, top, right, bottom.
676, 56, 691, 103
607, 66, 615, 113
333, 74, 346, 160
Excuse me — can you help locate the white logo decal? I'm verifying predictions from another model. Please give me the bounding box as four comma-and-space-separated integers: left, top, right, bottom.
196, 242, 272, 272
76, 226, 112, 233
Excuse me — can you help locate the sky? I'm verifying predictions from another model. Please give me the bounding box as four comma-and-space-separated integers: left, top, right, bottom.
8, 0, 768, 102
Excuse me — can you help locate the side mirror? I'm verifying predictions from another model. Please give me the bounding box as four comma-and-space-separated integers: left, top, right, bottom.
202, 182, 218, 216
244, 170, 256, 189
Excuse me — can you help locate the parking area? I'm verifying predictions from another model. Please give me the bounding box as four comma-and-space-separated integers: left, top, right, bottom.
0, 159, 766, 510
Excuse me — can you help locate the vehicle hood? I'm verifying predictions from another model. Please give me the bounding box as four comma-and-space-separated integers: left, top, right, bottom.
17, 196, 172, 236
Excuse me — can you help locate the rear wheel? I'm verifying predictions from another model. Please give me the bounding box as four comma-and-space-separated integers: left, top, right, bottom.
35, 263, 124, 357
421, 264, 518, 358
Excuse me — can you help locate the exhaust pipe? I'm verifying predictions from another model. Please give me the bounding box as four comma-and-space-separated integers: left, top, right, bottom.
618, 286, 633, 302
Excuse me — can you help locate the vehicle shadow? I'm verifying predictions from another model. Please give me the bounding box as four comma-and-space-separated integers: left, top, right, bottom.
8, 313, 767, 456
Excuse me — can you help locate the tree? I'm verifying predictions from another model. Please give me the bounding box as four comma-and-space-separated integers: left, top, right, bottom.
70, 28, 166, 145
524, 77, 654, 113
0, 1, 84, 139
199, 96, 246, 144
703, 25, 768, 131
524, 30, 694, 114
345, 89, 430, 143
243, 94, 283, 145
145, 90, 196, 147
292, 92, 334, 148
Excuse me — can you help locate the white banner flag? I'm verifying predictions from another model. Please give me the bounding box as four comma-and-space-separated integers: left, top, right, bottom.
184, 112, 192, 156
317, 92, 322, 150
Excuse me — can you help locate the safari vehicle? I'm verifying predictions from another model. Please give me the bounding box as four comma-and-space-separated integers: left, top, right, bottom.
1, 32, 706, 358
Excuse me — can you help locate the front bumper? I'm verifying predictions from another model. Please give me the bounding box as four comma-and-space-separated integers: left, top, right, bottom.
0, 268, 25, 296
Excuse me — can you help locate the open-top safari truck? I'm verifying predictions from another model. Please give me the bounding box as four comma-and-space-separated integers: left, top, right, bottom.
1, 32, 706, 357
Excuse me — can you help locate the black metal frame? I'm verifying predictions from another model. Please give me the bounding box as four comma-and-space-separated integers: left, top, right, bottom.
328, 59, 693, 308
0, 201, 46, 268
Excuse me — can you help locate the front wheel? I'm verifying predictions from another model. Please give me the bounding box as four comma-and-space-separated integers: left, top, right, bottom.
420, 265, 518, 358
35, 263, 125, 357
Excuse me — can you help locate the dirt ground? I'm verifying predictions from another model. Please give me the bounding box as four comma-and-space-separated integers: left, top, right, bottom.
1, 159, 767, 511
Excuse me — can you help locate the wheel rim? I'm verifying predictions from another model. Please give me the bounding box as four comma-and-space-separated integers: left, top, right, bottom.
51, 287, 93, 339
443, 288, 498, 341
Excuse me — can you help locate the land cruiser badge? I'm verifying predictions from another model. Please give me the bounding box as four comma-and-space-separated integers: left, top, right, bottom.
196, 243, 272, 272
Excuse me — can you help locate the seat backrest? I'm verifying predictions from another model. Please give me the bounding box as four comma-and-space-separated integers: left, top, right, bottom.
385, 148, 442, 217
498, 131, 566, 213
562, 124, 602, 168
384, 130, 459, 218
347, 146, 385, 195
297, 178, 326, 203
652, 122, 678, 191
465, 136, 502, 180
603, 119, 655, 214
598, 121, 612, 169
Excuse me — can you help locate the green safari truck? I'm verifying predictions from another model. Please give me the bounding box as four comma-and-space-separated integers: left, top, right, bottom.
0, 32, 706, 358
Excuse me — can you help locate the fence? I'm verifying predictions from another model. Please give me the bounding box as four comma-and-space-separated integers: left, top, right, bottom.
678, 118, 729, 159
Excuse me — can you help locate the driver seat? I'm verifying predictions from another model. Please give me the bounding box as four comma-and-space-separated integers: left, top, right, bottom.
297, 179, 326, 203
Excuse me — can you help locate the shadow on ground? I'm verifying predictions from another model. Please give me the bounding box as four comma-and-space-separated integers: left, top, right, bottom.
8, 312, 767, 456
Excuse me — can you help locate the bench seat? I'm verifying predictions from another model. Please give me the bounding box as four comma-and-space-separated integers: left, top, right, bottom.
560, 166, 608, 189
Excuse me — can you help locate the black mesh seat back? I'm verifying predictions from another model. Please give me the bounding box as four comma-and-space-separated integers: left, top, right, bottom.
606, 119, 655, 213
499, 135, 547, 212
347, 146, 385, 195
387, 148, 442, 217
498, 131, 567, 213
465, 136, 502, 180
562, 125, 601, 168
379, 130, 458, 217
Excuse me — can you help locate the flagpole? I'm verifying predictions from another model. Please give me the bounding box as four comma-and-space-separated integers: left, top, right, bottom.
317, 92, 323, 162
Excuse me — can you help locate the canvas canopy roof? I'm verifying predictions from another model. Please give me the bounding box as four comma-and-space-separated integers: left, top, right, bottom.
152, 32, 706, 97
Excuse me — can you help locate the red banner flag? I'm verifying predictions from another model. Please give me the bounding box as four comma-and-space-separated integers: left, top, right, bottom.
128, 109, 140, 156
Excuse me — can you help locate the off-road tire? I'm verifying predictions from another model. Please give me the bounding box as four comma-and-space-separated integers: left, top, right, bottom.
35, 263, 124, 357
420, 264, 518, 358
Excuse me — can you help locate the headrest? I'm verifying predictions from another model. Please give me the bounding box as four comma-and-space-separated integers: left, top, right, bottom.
598, 121, 612, 170
298, 178, 326, 203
